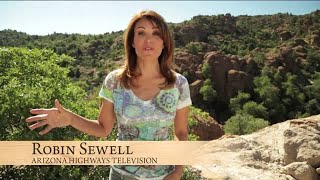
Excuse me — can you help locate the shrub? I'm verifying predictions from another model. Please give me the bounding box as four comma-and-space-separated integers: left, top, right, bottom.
201, 63, 212, 79
224, 113, 269, 135
186, 42, 202, 54
199, 79, 217, 103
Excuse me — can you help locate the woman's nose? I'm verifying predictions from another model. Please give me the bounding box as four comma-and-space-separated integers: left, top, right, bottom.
145, 34, 152, 43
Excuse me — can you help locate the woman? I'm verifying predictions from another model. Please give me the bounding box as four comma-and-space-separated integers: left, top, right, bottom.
26, 10, 192, 180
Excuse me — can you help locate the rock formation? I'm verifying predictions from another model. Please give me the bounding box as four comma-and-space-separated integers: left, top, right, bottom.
190, 111, 224, 141
191, 115, 320, 180
175, 50, 258, 102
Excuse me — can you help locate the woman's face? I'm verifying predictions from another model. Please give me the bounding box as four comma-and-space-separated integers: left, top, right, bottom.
132, 18, 164, 61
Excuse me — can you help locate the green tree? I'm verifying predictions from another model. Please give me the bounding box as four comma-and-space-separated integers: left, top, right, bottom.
303, 72, 320, 116
0, 47, 115, 179
199, 79, 217, 103
224, 113, 269, 135
0, 47, 102, 140
229, 92, 251, 113
281, 73, 305, 118
305, 48, 320, 73
253, 52, 266, 68
304, 72, 320, 100
254, 75, 285, 123
242, 101, 268, 120
304, 99, 320, 117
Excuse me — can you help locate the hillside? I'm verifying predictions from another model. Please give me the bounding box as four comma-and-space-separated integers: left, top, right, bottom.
1, 10, 320, 125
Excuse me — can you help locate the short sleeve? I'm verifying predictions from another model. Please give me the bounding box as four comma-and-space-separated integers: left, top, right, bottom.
177, 74, 192, 109
98, 70, 118, 103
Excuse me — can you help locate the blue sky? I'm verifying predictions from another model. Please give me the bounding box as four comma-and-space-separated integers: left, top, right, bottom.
1, 1, 320, 35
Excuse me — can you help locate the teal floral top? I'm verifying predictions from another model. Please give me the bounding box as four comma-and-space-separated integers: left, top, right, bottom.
99, 69, 192, 179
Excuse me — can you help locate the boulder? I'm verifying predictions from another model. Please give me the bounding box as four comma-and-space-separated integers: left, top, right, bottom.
283, 119, 320, 167
281, 162, 318, 180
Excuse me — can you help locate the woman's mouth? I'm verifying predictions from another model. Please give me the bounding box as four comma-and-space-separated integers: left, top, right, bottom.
144, 47, 154, 51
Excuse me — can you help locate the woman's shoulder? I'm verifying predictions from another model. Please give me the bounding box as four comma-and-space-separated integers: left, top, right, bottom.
105, 68, 124, 81
103, 68, 123, 87
173, 71, 188, 85
107, 68, 123, 77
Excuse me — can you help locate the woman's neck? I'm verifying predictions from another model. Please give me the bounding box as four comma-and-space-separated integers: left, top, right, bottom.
136, 58, 162, 79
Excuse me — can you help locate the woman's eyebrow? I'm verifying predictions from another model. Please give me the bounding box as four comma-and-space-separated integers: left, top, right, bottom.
135, 26, 159, 30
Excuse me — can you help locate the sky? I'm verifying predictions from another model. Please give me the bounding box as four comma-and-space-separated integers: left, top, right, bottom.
1, 1, 320, 35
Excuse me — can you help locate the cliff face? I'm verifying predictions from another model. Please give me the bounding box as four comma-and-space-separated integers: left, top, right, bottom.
175, 38, 316, 104
191, 115, 320, 180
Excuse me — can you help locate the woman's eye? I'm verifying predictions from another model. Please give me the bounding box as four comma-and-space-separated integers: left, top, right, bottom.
153, 31, 161, 36
137, 31, 144, 36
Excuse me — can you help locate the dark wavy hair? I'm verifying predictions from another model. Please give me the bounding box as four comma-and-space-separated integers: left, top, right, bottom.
118, 10, 176, 89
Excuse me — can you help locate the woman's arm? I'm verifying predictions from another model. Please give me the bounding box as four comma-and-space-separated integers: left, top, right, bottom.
26, 99, 115, 138
69, 99, 115, 137
164, 106, 189, 180
173, 106, 189, 141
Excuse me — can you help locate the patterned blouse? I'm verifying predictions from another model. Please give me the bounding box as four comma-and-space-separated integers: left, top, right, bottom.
99, 69, 192, 179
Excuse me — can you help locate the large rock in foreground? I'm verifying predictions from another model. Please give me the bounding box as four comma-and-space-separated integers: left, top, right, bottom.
192, 115, 320, 180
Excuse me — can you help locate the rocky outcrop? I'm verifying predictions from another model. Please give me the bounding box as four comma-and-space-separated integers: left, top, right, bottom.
190, 113, 224, 140
173, 14, 237, 47
189, 79, 203, 102
174, 24, 209, 46
278, 47, 302, 74
174, 50, 258, 102
174, 51, 203, 83
203, 51, 256, 100
226, 70, 251, 98
191, 115, 320, 180
283, 119, 320, 167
